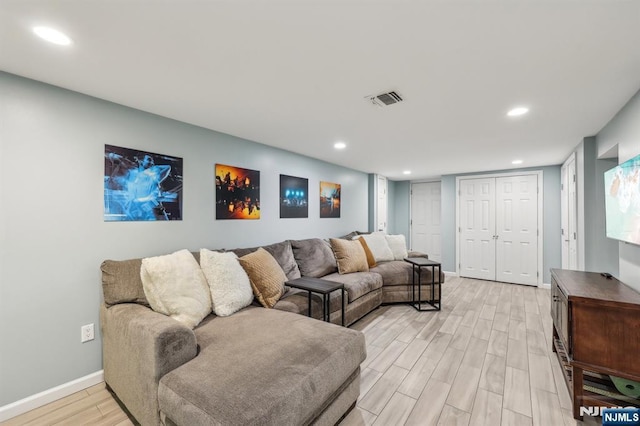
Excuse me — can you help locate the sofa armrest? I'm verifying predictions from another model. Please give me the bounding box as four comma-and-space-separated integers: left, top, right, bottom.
100, 303, 197, 426
407, 251, 429, 259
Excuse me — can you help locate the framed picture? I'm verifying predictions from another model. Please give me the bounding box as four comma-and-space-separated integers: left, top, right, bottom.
320, 181, 341, 218
215, 164, 260, 219
104, 145, 183, 221
280, 175, 308, 218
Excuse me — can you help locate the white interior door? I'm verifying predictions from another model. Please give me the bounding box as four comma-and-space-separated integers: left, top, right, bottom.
495, 175, 538, 285
561, 163, 569, 268
411, 182, 442, 262
562, 155, 578, 270
459, 178, 496, 280
376, 175, 387, 232
458, 173, 541, 286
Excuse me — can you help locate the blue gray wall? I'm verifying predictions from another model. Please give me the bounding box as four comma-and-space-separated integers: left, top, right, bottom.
574, 137, 619, 274
0, 72, 368, 406
440, 166, 562, 283
595, 88, 640, 292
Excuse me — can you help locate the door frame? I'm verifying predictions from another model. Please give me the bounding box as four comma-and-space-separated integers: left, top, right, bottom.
455, 170, 544, 286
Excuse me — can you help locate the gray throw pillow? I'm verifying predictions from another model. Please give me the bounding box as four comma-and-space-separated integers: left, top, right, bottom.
101, 258, 149, 307
290, 238, 338, 277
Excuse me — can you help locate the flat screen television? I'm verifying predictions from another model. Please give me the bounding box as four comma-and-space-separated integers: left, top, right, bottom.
604, 153, 640, 245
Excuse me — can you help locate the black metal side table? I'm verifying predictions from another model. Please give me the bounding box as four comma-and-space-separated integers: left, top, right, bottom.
285, 277, 345, 326
404, 257, 441, 311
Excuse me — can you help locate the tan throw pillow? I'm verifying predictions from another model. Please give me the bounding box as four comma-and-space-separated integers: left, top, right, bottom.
238, 248, 287, 308
357, 237, 377, 268
329, 238, 369, 274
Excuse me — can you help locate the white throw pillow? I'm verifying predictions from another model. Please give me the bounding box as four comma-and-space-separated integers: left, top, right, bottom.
140, 249, 212, 329
200, 249, 254, 316
353, 234, 394, 262
386, 234, 409, 260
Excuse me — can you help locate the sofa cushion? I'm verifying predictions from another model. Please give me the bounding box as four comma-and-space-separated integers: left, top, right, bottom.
274, 287, 345, 317
140, 249, 212, 329
386, 234, 409, 260
158, 307, 365, 426
200, 249, 254, 317
272, 287, 311, 316
290, 238, 338, 277
329, 238, 369, 274
354, 234, 394, 262
101, 258, 149, 307
238, 248, 287, 308
321, 271, 383, 303
371, 260, 441, 286
231, 241, 301, 280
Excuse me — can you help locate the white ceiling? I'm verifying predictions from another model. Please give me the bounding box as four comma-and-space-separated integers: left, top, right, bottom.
2, 1, 640, 180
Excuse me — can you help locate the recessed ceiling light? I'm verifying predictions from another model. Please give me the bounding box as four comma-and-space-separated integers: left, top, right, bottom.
403, 170, 411, 175
512, 160, 523, 165
334, 142, 346, 150
507, 107, 529, 117
33, 26, 72, 46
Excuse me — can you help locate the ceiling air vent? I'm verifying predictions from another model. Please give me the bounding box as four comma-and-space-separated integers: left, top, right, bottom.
369, 91, 403, 107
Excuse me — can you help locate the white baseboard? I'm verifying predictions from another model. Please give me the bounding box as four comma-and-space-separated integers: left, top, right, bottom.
443, 271, 458, 277
539, 283, 551, 289
0, 370, 104, 422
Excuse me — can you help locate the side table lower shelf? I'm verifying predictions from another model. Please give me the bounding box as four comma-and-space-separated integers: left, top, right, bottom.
552, 334, 640, 419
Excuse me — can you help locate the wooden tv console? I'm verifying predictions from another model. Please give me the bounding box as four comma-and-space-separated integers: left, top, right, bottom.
550, 269, 640, 419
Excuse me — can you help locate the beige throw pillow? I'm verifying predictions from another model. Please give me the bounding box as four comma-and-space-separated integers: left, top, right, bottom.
200, 249, 254, 316
353, 234, 394, 262
329, 238, 369, 274
140, 249, 212, 329
238, 248, 287, 308
386, 234, 409, 260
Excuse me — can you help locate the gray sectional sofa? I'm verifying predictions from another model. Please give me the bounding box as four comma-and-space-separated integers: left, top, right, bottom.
100, 234, 443, 425
253, 236, 444, 326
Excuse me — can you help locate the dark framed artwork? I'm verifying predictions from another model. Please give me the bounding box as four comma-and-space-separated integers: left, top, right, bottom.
215, 164, 260, 219
280, 175, 308, 218
104, 144, 183, 221
320, 181, 341, 218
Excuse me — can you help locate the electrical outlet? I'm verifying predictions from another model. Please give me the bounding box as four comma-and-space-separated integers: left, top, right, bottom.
81, 323, 94, 343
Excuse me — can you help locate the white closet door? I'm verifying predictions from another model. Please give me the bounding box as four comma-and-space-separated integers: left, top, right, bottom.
459, 178, 496, 280
561, 162, 569, 268
495, 175, 538, 285
567, 158, 578, 270
411, 182, 442, 261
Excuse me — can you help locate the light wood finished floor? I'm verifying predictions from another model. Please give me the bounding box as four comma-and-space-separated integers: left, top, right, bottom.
2, 277, 600, 426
